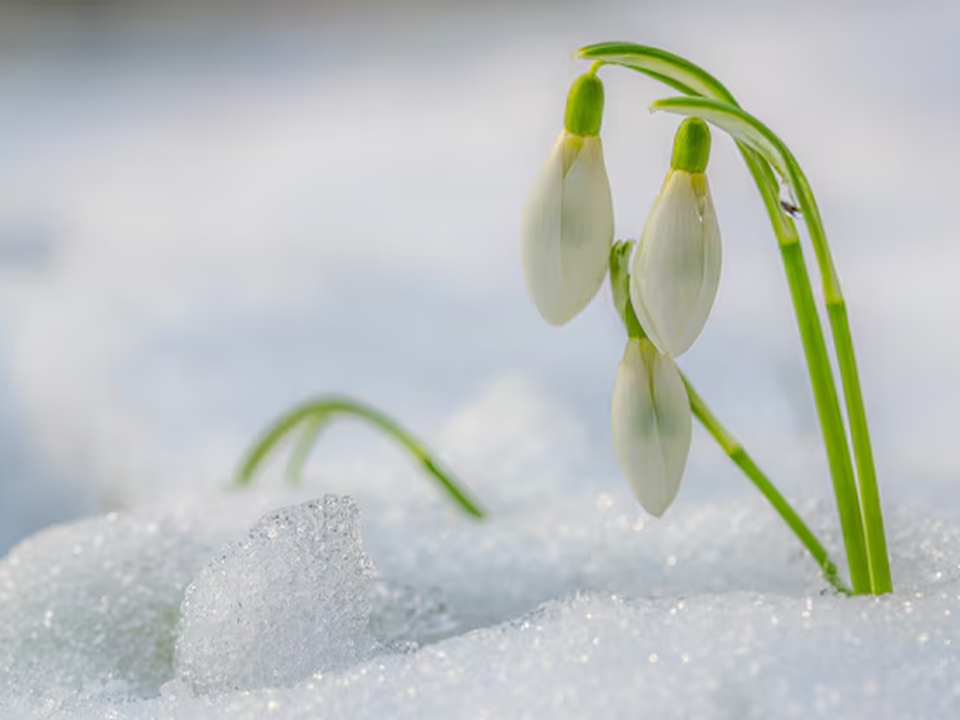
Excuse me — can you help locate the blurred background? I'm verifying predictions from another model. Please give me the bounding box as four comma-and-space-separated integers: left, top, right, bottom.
0, 0, 958, 554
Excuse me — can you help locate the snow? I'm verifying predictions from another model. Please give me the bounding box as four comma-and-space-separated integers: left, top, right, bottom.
0, 497, 261, 703
3, 476, 960, 718
3, 374, 959, 718
173, 496, 376, 694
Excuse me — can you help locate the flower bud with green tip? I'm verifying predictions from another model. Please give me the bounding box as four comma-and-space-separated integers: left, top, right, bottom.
611, 337, 693, 516
521, 72, 614, 325
630, 118, 722, 356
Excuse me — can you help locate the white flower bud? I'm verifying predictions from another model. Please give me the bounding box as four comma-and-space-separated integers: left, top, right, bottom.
629, 170, 722, 357
521, 130, 614, 325
611, 338, 692, 517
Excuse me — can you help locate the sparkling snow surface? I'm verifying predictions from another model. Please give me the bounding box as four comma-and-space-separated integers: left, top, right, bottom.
3, 473, 960, 718
172, 496, 377, 694
2, 0, 960, 717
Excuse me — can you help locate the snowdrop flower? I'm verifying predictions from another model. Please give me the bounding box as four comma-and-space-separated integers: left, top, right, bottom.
611, 337, 692, 517
521, 72, 614, 325
630, 118, 721, 357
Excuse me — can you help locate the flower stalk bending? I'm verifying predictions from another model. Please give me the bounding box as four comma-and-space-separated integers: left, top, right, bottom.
577, 42, 890, 595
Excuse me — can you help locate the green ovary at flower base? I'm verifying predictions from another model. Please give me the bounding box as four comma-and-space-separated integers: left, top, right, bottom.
521, 72, 614, 325
630, 118, 722, 358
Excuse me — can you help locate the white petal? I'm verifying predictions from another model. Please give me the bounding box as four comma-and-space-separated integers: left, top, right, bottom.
629, 172, 722, 356
677, 178, 722, 352
611, 338, 692, 517
521, 132, 614, 326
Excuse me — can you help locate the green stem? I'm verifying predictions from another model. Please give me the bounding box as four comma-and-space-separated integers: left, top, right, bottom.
682, 375, 849, 595
738, 147, 873, 595
782, 166, 892, 594
236, 395, 487, 519
828, 302, 891, 593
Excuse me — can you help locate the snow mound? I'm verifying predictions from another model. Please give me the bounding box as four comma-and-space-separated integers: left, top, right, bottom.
173, 496, 377, 694
169, 584, 956, 720
0, 505, 228, 702
3, 486, 960, 719
0, 490, 321, 705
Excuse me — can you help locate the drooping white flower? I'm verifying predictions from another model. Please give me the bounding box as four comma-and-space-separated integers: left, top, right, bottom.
630, 119, 722, 357
521, 74, 614, 326
611, 337, 692, 517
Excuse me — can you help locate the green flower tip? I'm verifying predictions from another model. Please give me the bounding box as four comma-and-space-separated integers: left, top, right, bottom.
670, 117, 711, 173
564, 73, 605, 137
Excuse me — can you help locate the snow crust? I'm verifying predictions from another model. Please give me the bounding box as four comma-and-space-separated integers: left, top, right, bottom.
173, 496, 376, 694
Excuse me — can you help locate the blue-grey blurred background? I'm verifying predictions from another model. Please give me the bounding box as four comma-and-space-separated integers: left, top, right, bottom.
1, 0, 958, 553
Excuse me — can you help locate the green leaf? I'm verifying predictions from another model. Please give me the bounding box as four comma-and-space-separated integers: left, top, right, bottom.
235, 395, 487, 519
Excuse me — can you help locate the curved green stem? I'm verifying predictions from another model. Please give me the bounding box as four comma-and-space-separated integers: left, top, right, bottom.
236, 395, 487, 519
786, 169, 892, 594
682, 375, 849, 595
739, 147, 872, 594
581, 42, 888, 594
